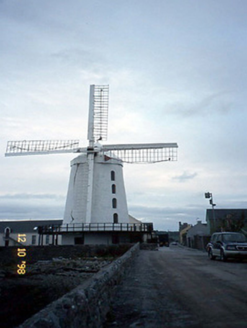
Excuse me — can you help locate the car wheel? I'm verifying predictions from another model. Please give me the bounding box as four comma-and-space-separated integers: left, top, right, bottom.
208, 249, 216, 260
220, 249, 227, 262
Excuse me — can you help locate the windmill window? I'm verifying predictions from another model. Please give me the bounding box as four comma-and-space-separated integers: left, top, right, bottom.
113, 213, 118, 223
112, 198, 117, 208
112, 184, 116, 194
111, 170, 115, 181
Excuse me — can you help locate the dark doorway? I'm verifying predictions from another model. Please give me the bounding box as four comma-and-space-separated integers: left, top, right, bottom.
74, 236, 84, 244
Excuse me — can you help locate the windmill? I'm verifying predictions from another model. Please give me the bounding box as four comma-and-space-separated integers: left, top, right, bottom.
5, 85, 178, 227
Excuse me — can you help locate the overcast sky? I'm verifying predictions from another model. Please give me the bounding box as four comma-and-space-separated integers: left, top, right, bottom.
1, 0, 247, 231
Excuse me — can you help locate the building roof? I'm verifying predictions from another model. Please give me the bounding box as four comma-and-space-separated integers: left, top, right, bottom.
128, 215, 142, 224
187, 222, 209, 237
0, 219, 63, 233
206, 209, 247, 221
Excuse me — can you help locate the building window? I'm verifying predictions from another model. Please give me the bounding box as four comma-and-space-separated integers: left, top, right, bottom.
111, 170, 115, 181
112, 184, 116, 194
45, 235, 50, 245
112, 198, 117, 208
113, 213, 118, 223
31, 235, 37, 245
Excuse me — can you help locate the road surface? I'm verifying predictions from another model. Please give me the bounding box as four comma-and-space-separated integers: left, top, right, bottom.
104, 245, 247, 328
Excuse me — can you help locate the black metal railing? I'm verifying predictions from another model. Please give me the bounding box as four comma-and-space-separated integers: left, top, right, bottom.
38, 222, 153, 234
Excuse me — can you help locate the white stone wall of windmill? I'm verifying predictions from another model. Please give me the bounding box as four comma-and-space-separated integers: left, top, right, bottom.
63, 153, 129, 225
5, 85, 178, 245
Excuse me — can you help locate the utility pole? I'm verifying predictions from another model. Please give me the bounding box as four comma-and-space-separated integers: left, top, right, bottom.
205, 192, 216, 233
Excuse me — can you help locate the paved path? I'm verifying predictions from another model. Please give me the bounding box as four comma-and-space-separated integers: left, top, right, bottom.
104, 246, 247, 328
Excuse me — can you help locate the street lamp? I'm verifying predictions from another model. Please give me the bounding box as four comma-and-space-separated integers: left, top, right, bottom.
205, 192, 216, 232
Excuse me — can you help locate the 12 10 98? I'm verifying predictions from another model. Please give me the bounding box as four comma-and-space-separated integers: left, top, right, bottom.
17, 234, 27, 275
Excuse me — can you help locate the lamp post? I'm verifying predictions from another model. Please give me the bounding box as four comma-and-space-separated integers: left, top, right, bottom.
205, 192, 216, 232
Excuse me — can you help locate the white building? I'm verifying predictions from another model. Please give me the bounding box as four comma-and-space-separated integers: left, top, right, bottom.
0, 219, 63, 247
0, 217, 153, 246
186, 221, 210, 250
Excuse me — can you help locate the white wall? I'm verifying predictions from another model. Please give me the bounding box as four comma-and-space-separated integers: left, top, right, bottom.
63, 153, 129, 225
0, 232, 62, 246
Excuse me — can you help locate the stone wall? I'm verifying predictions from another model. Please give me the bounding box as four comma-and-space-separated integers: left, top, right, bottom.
18, 243, 140, 328
0, 244, 133, 266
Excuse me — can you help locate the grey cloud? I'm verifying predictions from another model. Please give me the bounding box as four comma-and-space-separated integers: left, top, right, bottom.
0, 203, 64, 220
128, 204, 206, 231
172, 171, 197, 182
129, 204, 204, 218
50, 48, 103, 66
0, 194, 65, 219
0, 193, 65, 200
168, 91, 234, 118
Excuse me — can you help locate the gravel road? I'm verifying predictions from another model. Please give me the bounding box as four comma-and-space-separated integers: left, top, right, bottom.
104, 245, 247, 328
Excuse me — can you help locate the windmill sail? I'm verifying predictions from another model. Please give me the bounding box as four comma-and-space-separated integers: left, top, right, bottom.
5, 140, 79, 156
102, 143, 178, 163
87, 85, 109, 144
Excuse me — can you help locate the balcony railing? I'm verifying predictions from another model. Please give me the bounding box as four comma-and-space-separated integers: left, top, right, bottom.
38, 222, 153, 234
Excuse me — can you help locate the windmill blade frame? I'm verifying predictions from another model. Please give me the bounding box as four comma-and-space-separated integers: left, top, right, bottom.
87, 84, 109, 144
5, 140, 80, 156
102, 143, 178, 163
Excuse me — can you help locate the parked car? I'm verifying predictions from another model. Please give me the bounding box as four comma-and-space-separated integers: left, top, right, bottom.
207, 232, 247, 261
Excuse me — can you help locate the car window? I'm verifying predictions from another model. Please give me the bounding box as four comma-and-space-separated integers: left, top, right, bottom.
211, 234, 217, 242
217, 234, 222, 242
213, 234, 219, 242
222, 233, 246, 242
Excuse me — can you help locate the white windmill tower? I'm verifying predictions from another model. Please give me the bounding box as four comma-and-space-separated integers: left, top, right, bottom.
5, 85, 178, 231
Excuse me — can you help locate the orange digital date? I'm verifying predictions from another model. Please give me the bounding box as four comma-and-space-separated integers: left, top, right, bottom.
17, 234, 27, 275
17, 261, 26, 275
